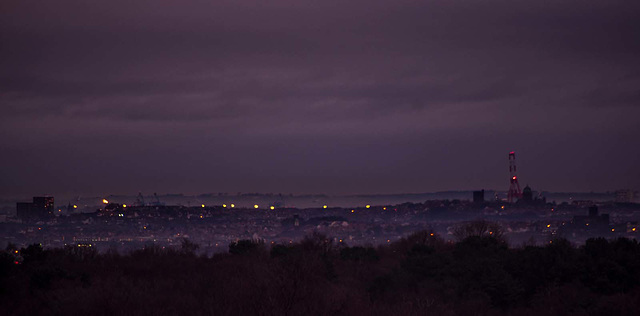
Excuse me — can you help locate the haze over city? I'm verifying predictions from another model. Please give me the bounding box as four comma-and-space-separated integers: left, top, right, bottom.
2, 0, 639, 199
4, 2, 640, 315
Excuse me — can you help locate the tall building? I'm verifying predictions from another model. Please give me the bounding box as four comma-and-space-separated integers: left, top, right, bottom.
33, 196, 54, 215
16, 196, 54, 220
521, 186, 533, 202
473, 190, 485, 203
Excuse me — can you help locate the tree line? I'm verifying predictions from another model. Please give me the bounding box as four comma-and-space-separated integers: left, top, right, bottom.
2, 221, 640, 315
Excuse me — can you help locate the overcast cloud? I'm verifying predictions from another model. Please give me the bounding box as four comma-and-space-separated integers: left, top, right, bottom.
1, 0, 639, 198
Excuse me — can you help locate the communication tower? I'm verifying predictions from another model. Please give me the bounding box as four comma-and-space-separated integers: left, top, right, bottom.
508, 151, 522, 203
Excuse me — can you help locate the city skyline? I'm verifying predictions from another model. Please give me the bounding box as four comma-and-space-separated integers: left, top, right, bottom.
3, 3, 640, 313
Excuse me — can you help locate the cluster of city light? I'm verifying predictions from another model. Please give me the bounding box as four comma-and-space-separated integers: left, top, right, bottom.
95, 201, 402, 213
189, 203, 253, 209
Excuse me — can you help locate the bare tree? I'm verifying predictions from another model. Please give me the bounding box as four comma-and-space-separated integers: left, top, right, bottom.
452, 220, 504, 242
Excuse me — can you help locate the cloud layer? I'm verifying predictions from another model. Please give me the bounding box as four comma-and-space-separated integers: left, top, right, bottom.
1, 0, 639, 197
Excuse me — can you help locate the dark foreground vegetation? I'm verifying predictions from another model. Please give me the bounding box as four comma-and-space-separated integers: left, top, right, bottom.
2, 226, 640, 315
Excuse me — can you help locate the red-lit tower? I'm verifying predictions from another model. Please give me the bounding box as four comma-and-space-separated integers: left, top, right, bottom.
507, 151, 522, 203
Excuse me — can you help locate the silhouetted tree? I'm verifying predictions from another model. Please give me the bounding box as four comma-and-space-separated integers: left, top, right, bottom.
229, 239, 264, 255
4, 231, 640, 315
452, 220, 505, 242
340, 246, 379, 262
180, 238, 200, 255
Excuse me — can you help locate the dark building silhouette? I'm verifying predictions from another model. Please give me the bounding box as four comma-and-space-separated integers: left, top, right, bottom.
473, 190, 484, 203
516, 185, 546, 206
567, 205, 610, 235
521, 186, 533, 202
16, 196, 54, 220
33, 196, 54, 214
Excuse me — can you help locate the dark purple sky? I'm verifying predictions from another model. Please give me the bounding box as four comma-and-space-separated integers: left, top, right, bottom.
1, 0, 639, 198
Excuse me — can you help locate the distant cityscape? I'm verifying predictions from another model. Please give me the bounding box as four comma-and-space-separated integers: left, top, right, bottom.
2, 188, 638, 255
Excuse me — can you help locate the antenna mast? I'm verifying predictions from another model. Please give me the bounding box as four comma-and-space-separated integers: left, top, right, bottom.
508, 151, 522, 203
